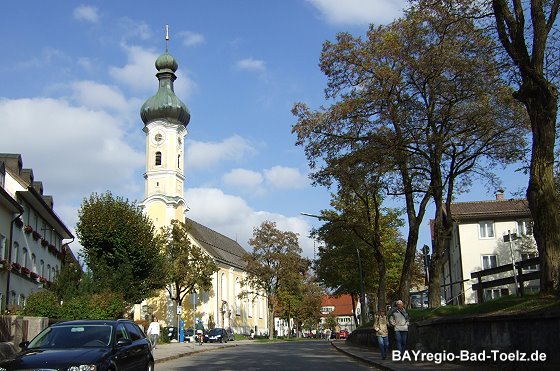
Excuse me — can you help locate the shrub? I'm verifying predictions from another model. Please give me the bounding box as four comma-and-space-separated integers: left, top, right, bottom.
21, 290, 59, 318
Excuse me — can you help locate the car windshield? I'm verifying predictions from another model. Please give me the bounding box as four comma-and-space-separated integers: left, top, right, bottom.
208, 328, 222, 335
28, 324, 113, 349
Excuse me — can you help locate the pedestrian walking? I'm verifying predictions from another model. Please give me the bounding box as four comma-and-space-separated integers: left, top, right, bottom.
146, 316, 160, 349
374, 308, 389, 359
389, 300, 409, 353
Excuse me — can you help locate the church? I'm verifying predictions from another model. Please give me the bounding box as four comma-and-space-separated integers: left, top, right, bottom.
133, 37, 268, 337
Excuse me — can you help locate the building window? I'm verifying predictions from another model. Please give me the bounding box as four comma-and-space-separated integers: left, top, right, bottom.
22, 248, 28, 268
40, 259, 44, 276
12, 242, 19, 264
482, 255, 498, 270
248, 288, 253, 318
484, 288, 509, 301
0, 234, 6, 260
259, 293, 263, 319
521, 252, 539, 271
155, 151, 162, 166
479, 221, 495, 239
235, 278, 241, 316
517, 220, 533, 236
178, 154, 181, 169
31, 253, 36, 271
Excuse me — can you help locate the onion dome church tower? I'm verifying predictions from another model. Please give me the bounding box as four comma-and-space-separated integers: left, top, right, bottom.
140, 32, 190, 231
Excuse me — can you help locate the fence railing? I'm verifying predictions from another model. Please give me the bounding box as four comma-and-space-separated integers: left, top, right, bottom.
471, 257, 540, 303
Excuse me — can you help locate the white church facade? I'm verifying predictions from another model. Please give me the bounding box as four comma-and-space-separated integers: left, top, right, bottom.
133, 41, 268, 337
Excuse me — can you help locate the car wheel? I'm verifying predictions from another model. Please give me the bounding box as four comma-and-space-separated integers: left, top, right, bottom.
146, 360, 154, 371
219, 337, 223, 343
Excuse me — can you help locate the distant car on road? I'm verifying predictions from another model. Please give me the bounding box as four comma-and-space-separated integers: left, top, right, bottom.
184, 328, 195, 343
0, 319, 154, 371
338, 329, 349, 339
204, 327, 229, 343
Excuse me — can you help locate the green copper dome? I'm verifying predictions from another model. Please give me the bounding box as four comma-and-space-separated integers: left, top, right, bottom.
140, 52, 190, 126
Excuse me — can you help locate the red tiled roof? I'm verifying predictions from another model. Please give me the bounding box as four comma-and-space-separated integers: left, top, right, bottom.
450, 199, 530, 220
321, 294, 355, 316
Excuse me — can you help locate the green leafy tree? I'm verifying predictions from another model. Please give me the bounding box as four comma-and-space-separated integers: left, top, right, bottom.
243, 221, 306, 340
159, 220, 218, 326
50, 253, 84, 303
491, 0, 560, 295
75, 192, 166, 305
276, 265, 323, 337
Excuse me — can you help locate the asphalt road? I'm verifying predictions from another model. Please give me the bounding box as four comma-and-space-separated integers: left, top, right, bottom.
159, 340, 375, 370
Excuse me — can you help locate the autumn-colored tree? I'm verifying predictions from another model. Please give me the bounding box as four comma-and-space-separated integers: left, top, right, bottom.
159, 220, 218, 326
293, 0, 527, 307
491, 0, 560, 295
75, 192, 166, 305
243, 221, 306, 339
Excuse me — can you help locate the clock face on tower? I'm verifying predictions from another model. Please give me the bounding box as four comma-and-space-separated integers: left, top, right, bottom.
152, 130, 165, 145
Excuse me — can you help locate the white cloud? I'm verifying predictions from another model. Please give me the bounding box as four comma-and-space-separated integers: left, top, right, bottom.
236, 58, 266, 72
223, 168, 263, 189
306, 0, 406, 25
178, 31, 205, 47
109, 45, 194, 98
70, 81, 129, 112
73, 5, 100, 23
186, 135, 256, 170
264, 166, 308, 189
184, 187, 317, 258
0, 98, 144, 199
118, 18, 153, 41
109, 45, 160, 93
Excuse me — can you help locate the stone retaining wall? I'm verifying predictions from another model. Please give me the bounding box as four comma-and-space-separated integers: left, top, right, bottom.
348, 309, 560, 369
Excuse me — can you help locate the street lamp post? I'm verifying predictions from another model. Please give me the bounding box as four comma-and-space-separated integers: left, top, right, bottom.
504, 230, 519, 296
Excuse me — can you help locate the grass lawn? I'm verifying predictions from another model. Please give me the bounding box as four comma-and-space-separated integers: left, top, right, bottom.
408, 293, 560, 322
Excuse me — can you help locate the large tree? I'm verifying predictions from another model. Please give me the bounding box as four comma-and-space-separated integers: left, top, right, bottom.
491, 0, 560, 294
243, 221, 307, 340
158, 220, 218, 325
293, 0, 527, 307
75, 192, 166, 305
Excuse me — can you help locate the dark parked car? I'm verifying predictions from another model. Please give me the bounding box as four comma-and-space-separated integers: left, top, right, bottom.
204, 327, 228, 343
0, 319, 154, 371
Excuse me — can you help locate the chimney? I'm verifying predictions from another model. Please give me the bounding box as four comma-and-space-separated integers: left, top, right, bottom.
496, 189, 504, 200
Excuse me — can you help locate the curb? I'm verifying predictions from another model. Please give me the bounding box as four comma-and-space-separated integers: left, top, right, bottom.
154, 343, 234, 364
330, 341, 395, 371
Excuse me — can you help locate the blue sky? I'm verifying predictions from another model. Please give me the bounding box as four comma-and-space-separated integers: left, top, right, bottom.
0, 0, 528, 259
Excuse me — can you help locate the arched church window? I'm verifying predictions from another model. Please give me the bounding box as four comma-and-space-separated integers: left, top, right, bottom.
155, 151, 162, 166
178, 154, 181, 169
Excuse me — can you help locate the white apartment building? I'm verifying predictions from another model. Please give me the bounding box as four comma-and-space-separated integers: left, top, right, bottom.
0, 153, 73, 313
442, 190, 538, 305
